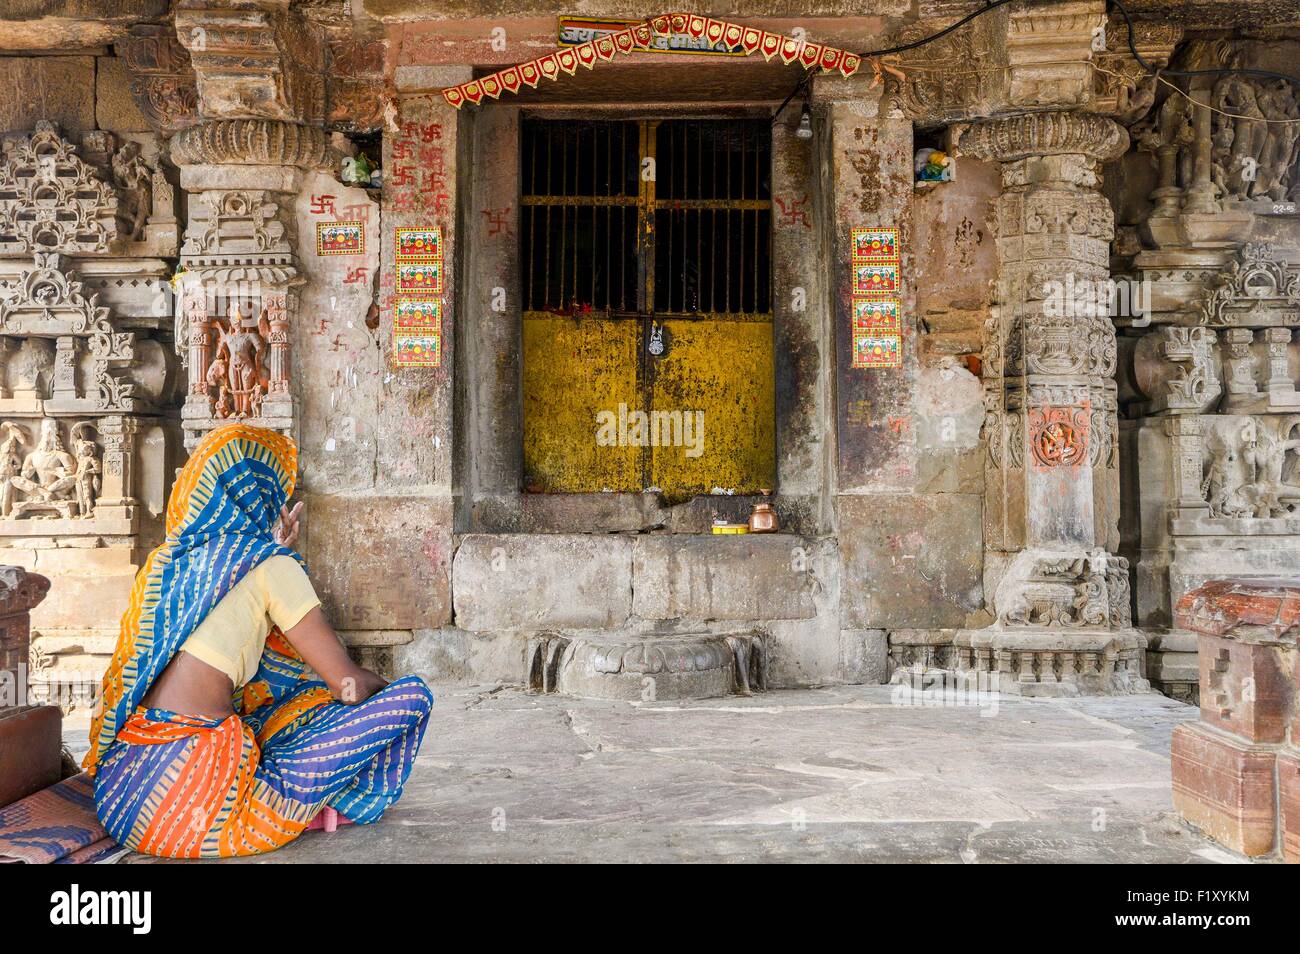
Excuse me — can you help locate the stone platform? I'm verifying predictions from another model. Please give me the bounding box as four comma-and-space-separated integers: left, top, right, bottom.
109, 684, 1244, 864
1169, 579, 1300, 861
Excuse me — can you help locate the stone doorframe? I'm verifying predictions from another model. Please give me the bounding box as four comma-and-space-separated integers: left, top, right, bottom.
452, 102, 837, 537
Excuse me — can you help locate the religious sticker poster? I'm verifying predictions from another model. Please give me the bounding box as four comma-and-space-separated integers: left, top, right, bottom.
852, 333, 902, 369
395, 297, 442, 329
853, 263, 900, 296
396, 261, 443, 296
316, 220, 364, 256
395, 226, 442, 261
851, 227, 899, 264
393, 332, 442, 367
852, 297, 901, 333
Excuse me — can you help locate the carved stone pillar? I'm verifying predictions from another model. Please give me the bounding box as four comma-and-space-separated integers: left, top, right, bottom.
95, 415, 138, 515
165, 3, 334, 449
169, 118, 329, 449
957, 110, 1146, 695
183, 283, 211, 406
262, 289, 291, 417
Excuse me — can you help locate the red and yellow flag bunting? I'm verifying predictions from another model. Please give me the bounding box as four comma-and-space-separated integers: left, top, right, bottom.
439, 12, 863, 108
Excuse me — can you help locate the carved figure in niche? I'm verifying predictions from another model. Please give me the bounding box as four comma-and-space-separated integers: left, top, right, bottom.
0, 422, 23, 517
1256, 81, 1300, 201
1214, 76, 1266, 197
71, 422, 100, 519
210, 301, 270, 419
9, 419, 78, 517
111, 142, 152, 241
1154, 94, 1195, 190
205, 351, 232, 419
1202, 426, 1253, 517
1246, 423, 1300, 517
1210, 75, 1300, 202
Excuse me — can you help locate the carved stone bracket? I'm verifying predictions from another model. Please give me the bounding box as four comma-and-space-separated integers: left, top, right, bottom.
175, 5, 327, 125
118, 22, 201, 136
1133, 326, 1222, 412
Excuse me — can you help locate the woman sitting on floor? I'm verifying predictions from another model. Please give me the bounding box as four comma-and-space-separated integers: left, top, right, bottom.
84, 423, 433, 858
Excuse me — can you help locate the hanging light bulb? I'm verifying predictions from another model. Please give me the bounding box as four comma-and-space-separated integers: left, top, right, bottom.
796, 103, 813, 140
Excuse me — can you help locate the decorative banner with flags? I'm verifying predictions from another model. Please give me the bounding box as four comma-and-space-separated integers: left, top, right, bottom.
438, 12, 862, 108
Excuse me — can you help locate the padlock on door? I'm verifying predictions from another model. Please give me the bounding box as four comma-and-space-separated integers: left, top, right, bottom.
647, 321, 665, 357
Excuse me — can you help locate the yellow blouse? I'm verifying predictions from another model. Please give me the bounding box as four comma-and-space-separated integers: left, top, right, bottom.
179, 555, 321, 688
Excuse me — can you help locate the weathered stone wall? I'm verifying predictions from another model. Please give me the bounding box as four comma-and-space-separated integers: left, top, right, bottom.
2, 1, 1296, 704
0, 41, 180, 720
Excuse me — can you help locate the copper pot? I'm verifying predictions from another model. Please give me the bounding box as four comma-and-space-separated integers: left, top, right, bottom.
748, 491, 779, 533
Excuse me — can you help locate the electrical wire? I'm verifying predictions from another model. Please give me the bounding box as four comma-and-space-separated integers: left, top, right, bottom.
772, 0, 1300, 123
1109, 0, 1300, 86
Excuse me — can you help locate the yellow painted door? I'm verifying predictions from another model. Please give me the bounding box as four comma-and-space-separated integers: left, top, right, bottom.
520, 118, 774, 498
647, 318, 775, 500
522, 313, 641, 493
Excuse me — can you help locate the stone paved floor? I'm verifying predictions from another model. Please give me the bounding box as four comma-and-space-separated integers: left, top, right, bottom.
112, 683, 1247, 864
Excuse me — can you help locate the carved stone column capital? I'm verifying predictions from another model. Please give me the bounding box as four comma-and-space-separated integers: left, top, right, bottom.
170, 119, 333, 171
960, 111, 1128, 164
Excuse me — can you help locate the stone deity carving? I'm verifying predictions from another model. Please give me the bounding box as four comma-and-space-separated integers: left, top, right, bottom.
111, 141, 153, 241
209, 302, 271, 419
1202, 433, 1252, 518
0, 422, 23, 518
71, 423, 100, 519
8, 419, 78, 517
1211, 75, 1300, 202
1249, 424, 1300, 517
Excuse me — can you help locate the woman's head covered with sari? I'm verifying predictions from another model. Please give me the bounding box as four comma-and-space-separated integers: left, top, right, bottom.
85, 423, 301, 774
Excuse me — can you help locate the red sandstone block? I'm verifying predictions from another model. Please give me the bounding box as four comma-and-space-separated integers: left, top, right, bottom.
1171, 722, 1277, 857
1176, 578, 1300, 639
0, 705, 62, 808
1280, 749, 1300, 864
1197, 633, 1295, 743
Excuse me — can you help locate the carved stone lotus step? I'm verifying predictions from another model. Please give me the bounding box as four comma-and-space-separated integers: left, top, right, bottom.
525, 631, 766, 702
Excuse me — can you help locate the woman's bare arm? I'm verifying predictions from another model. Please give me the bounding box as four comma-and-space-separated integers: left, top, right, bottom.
282, 606, 387, 703
274, 501, 386, 703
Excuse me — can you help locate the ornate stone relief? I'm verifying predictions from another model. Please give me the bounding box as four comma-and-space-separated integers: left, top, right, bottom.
0, 122, 123, 256
1092, 18, 1182, 123
996, 548, 1132, 629
891, 15, 1004, 121
1197, 416, 1300, 518
1210, 75, 1300, 204
0, 418, 99, 520
175, 6, 326, 124
118, 23, 201, 136
1200, 242, 1300, 328
1119, 37, 1300, 702
0, 253, 159, 413
175, 179, 299, 447
0, 122, 178, 714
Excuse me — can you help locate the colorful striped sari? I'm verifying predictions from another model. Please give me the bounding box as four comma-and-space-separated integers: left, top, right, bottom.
85, 424, 432, 858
